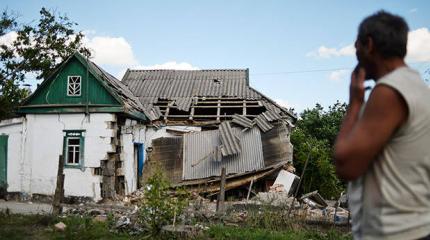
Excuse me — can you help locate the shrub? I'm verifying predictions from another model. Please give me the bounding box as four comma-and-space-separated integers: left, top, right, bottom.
138, 165, 189, 235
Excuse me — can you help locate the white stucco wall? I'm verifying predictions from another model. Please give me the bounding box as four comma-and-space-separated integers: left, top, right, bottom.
119, 124, 201, 193
0, 115, 204, 200
143, 126, 201, 149
121, 119, 144, 194
0, 113, 116, 201
0, 118, 25, 192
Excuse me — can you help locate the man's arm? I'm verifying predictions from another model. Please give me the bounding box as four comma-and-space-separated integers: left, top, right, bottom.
334, 68, 408, 181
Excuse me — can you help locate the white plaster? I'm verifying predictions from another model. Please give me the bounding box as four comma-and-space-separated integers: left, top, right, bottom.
120, 119, 144, 194
121, 132, 136, 194
143, 126, 201, 149
0, 113, 116, 201
0, 117, 24, 192
0, 115, 204, 200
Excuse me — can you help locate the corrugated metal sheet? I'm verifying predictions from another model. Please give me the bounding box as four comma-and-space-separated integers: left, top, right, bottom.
120, 69, 297, 122
122, 69, 259, 99
253, 114, 274, 132
219, 121, 241, 156
263, 110, 282, 122
183, 127, 264, 180
232, 114, 254, 128
174, 97, 193, 112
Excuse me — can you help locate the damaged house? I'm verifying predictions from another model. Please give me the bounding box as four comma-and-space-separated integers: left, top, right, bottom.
0, 52, 296, 202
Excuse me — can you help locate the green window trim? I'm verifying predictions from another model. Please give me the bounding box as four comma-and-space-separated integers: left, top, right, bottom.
63, 130, 85, 170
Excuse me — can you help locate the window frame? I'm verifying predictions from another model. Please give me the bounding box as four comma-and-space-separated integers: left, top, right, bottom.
63, 130, 85, 169
67, 75, 82, 97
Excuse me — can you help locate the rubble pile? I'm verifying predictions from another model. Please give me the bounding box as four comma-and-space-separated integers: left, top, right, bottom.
57, 176, 349, 236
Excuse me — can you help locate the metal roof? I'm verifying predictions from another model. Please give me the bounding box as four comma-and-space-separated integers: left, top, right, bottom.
183, 127, 264, 180
262, 110, 282, 122
219, 121, 241, 156
122, 69, 259, 99
121, 69, 297, 122
232, 114, 254, 128
253, 114, 274, 132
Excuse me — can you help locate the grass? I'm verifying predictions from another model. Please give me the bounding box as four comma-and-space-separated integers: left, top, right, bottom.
0, 212, 351, 240
202, 225, 352, 240
0, 212, 132, 240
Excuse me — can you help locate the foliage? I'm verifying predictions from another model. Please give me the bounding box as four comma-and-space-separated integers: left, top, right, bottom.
0, 8, 90, 120
0, 212, 132, 240
201, 225, 352, 240
291, 101, 347, 199
138, 165, 189, 236
0, 212, 351, 240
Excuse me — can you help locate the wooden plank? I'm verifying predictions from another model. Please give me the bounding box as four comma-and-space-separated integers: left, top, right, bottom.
246, 178, 254, 202
195, 100, 260, 104
52, 155, 65, 215
189, 107, 195, 120
166, 114, 258, 118
164, 104, 171, 120
216, 167, 226, 214
216, 99, 221, 121
158, 105, 263, 109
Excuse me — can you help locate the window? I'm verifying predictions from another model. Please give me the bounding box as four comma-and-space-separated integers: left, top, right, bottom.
67, 76, 81, 96
63, 130, 85, 168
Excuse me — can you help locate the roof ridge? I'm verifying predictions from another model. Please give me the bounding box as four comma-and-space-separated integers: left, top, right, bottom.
127, 68, 248, 72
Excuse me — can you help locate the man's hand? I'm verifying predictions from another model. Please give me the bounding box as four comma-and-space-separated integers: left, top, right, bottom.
349, 66, 366, 105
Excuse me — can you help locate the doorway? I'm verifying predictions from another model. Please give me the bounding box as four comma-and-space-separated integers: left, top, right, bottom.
0, 135, 8, 195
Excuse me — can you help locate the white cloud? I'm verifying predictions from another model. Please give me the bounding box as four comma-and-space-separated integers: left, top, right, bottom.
308, 27, 430, 62
84, 35, 138, 67
409, 8, 418, 13
0, 31, 18, 48
307, 44, 355, 58
407, 28, 430, 62
275, 99, 290, 108
134, 61, 200, 70
329, 69, 349, 82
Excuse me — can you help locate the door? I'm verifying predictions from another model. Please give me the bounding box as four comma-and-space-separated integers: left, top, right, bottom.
0, 135, 8, 190
134, 143, 144, 187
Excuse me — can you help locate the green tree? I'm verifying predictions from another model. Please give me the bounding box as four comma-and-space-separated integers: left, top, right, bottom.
291, 101, 347, 199
0, 8, 90, 120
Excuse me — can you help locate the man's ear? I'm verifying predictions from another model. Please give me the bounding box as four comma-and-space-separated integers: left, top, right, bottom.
366, 36, 374, 55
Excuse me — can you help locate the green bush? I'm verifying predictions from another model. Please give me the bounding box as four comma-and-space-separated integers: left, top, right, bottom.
138, 165, 189, 236
290, 102, 346, 199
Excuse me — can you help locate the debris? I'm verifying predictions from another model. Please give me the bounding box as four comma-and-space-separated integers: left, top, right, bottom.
88, 208, 104, 216
300, 191, 328, 209
93, 215, 108, 223
334, 208, 349, 225
115, 216, 131, 229
54, 222, 66, 231
161, 225, 201, 238
271, 170, 300, 195
252, 192, 295, 207
269, 183, 285, 193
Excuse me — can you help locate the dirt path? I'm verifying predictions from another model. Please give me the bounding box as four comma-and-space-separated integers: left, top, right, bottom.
0, 200, 52, 215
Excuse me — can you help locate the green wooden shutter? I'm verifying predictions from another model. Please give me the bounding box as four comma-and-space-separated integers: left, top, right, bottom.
0, 135, 8, 189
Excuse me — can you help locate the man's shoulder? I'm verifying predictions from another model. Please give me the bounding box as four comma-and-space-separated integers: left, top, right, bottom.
379, 66, 421, 83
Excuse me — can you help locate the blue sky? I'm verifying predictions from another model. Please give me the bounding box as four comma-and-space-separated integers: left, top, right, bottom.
2, 1, 430, 113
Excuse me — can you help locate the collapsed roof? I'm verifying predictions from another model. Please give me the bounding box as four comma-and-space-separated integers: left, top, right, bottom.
122, 69, 296, 125
144, 122, 293, 192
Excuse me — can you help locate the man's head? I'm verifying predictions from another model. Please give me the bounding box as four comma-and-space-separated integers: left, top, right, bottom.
355, 11, 409, 79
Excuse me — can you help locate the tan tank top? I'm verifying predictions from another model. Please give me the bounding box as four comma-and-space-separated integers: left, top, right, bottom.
349, 66, 430, 240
